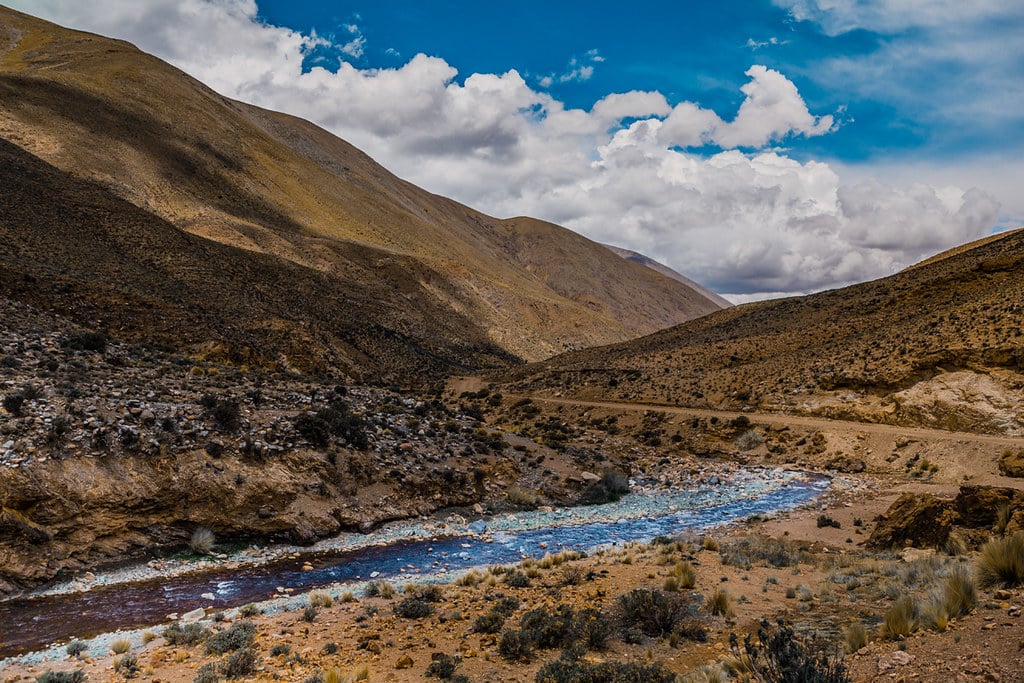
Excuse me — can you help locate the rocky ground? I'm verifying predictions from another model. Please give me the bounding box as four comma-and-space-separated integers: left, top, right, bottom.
3, 301, 1024, 681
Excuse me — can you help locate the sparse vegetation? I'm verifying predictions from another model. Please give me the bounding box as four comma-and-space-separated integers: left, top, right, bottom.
728, 618, 850, 682
976, 532, 1024, 588
189, 527, 216, 555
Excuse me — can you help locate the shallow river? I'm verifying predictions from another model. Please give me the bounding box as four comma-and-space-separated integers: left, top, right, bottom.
0, 471, 829, 658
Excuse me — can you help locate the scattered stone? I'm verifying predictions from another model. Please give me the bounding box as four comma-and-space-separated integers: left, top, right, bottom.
878, 650, 915, 672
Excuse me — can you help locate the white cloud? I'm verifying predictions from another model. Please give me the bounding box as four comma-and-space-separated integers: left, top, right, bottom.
537, 49, 603, 89
774, 0, 1009, 36
8, 0, 1003, 298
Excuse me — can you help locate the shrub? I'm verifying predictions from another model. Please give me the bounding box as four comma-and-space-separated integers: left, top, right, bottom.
535, 656, 677, 683
205, 621, 255, 654
844, 622, 868, 652
294, 401, 368, 449
507, 485, 540, 507
425, 654, 461, 679
302, 605, 318, 622
499, 629, 534, 661
473, 610, 505, 634
66, 640, 88, 658
365, 580, 396, 598
163, 622, 210, 646
270, 643, 291, 657
62, 332, 107, 353
728, 618, 850, 683
193, 663, 219, 683
189, 527, 216, 555
113, 653, 138, 678
110, 638, 132, 654
205, 397, 241, 433
219, 647, 257, 678
239, 603, 262, 617
505, 570, 531, 588
880, 596, 917, 640
720, 536, 800, 568
309, 590, 333, 608
492, 595, 521, 615
572, 607, 613, 651
520, 605, 576, 649
707, 589, 733, 617
941, 565, 977, 618
616, 588, 696, 638
736, 430, 764, 451
674, 561, 697, 589
579, 469, 630, 505
395, 597, 434, 619
36, 672, 86, 683
817, 515, 841, 529
2, 392, 26, 416
976, 532, 1024, 588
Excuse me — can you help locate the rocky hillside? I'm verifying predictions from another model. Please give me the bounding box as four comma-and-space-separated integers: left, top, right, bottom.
503, 228, 1024, 435
0, 7, 724, 381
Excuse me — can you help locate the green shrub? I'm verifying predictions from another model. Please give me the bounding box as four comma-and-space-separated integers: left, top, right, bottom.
977, 532, 1024, 588
505, 570, 531, 588
817, 515, 841, 529
521, 605, 576, 649
572, 607, 613, 651
205, 621, 255, 654
3, 392, 26, 416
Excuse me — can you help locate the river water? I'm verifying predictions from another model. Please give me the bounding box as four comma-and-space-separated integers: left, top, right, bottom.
0, 471, 829, 658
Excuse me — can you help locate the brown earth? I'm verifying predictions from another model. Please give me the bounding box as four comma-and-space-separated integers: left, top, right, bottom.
500, 228, 1024, 436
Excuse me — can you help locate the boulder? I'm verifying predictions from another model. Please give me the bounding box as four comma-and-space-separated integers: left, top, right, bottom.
999, 450, 1024, 478
868, 493, 956, 549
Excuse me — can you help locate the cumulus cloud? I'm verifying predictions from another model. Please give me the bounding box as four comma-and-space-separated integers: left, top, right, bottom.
10, 0, 1002, 298
537, 49, 603, 88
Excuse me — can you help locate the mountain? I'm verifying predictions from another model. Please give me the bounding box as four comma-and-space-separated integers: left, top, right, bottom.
602, 244, 733, 309
0, 7, 725, 381
502, 228, 1024, 434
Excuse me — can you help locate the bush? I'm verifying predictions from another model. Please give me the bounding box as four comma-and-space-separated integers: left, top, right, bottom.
36, 672, 86, 683
579, 469, 630, 505
707, 589, 733, 617
425, 654, 461, 679
205, 621, 255, 654
110, 638, 132, 654
844, 622, 868, 652
977, 532, 1024, 588
535, 656, 677, 683
294, 401, 368, 449
193, 663, 220, 683
674, 561, 697, 589
189, 527, 216, 555
219, 647, 257, 678
720, 536, 800, 569
499, 629, 533, 662
881, 596, 917, 640
616, 588, 696, 638
309, 590, 333, 608
205, 397, 240, 433
473, 610, 506, 634
365, 580, 396, 598
163, 622, 210, 646
817, 515, 841, 529
505, 570, 531, 588
395, 597, 434, 619
66, 640, 88, 658
941, 565, 977, 618
3, 392, 25, 416
113, 653, 138, 678
61, 332, 107, 353
302, 605, 318, 622
521, 605, 576, 649
728, 618, 850, 683
572, 607, 613, 651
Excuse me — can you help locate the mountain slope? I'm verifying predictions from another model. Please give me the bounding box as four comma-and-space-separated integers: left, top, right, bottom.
503, 229, 1024, 434
603, 244, 734, 309
0, 7, 725, 377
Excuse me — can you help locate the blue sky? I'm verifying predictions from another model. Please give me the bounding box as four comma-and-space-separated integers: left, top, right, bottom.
12, 0, 1024, 299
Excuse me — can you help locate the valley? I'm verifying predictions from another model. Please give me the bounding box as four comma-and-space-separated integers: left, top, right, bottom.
1, 5, 1023, 683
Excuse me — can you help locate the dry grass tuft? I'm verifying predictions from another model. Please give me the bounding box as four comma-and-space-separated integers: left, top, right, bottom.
976, 532, 1024, 588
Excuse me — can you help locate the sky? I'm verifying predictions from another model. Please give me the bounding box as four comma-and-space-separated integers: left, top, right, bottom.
11, 0, 1024, 301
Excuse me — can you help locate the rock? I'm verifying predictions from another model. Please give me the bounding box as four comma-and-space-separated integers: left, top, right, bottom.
878, 650, 915, 672
200, 592, 216, 601
181, 607, 206, 622
395, 655, 413, 669
994, 589, 1013, 600
869, 493, 957, 549
955, 486, 1022, 527
998, 450, 1024, 477
580, 471, 601, 482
